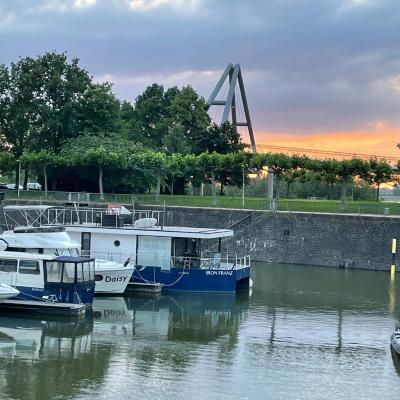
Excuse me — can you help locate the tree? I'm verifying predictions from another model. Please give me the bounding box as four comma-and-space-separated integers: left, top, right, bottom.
0, 56, 42, 187
162, 124, 191, 155
33, 52, 92, 153
280, 169, 307, 198
196, 122, 246, 154
335, 159, 368, 209
62, 132, 135, 199
19, 150, 58, 197
79, 82, 122, 135
167, 85, 210, 154
367, 159, 393, 200
131, 84, 179, 148
0, 152, 15, 176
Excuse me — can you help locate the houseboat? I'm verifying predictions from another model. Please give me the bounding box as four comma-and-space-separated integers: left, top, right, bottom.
0, 250, 95, 305
2, 206, 135, 294
22, 205, 251, 293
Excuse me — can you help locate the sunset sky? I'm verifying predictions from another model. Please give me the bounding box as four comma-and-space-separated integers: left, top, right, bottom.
1, 0, 400, 157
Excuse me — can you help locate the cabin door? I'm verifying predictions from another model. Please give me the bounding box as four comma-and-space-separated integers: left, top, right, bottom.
81, 232, 91, 257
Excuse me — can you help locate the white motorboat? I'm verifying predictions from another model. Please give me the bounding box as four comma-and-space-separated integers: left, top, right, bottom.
1, 205, 135, 295
0, 283, 19, 302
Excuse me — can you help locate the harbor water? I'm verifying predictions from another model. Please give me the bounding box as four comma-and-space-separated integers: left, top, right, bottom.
1, 263, 400, 399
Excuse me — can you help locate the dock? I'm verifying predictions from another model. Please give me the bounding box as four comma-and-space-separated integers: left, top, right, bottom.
0, 299, 87, 317
126, 281, 163, 295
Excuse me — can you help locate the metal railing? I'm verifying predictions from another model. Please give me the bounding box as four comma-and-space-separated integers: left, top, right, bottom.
83, 250, 250, 270
4, 207, 164, 229
2, 189, 399, 215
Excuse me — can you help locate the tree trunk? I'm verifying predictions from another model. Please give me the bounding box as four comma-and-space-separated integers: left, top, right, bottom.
340, 182, 346, 210
43, 164, 48, 199
15, 165, 20, 190
211, 168, 216, 206
275, 175, 280, 201
156, 172, 161, 202
23, 167, 28, 190
376, 183, 380, 201
286, 181, 291, 198
98, 165, 104, 200
171, 179, 174, 196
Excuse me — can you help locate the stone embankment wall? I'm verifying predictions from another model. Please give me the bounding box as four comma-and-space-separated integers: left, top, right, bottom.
1, 200, 398, 271
154, 206, 399, 271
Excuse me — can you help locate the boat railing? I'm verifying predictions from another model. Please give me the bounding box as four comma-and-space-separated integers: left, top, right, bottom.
82, 250, 250, 270
170, 254, 250, 270
81, 250, 134, 266
12, 207, 164, 229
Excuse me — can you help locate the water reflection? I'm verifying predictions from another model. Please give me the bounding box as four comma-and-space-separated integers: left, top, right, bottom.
1, 264, 400, 400
127, 292, 249, 343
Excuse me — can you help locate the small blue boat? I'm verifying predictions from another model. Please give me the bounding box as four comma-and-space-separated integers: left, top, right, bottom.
0, 251, 96, 306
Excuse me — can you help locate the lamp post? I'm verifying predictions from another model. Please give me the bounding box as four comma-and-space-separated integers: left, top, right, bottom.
17, 160, 21, 198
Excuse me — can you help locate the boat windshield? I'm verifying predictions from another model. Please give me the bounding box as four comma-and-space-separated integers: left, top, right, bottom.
44, 259, 95, 284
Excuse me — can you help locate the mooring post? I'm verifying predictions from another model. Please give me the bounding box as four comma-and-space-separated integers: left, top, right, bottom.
391, 238, 397, 279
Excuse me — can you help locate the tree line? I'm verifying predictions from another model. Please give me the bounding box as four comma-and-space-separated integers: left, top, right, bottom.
0, 52, 396, 202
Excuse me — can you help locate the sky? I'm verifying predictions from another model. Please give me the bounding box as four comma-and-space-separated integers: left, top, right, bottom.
1, 0, 400, 157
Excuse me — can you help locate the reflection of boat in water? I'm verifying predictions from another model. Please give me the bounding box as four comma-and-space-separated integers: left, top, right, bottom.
126, 292, 250, 343
0, 316, 93, 359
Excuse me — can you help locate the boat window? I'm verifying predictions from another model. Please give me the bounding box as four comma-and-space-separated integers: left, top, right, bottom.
81, 232, 91, 255
90, 261, 95, 280
7, 247, 26, 252
83, 262, 90, 281
19, 260, 40, 275
63, 262, 76, 283
46, 261, 63, 283
0, 259, 17, 272
173, 238, 201, 258
76, 263, 84, 282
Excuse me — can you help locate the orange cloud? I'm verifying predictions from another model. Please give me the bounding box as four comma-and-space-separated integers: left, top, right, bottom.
255, 128, 400, 158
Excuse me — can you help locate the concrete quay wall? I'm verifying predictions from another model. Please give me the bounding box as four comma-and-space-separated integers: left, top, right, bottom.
153, 206, 399, 271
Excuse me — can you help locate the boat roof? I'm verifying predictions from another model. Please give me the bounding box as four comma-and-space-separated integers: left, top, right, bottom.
0, 251, 57, 260
1, 230, 80, 249
0, 251, 94, 263
3, 205, 60, 211
65, 225, 233, 239
54, 256, 95, 263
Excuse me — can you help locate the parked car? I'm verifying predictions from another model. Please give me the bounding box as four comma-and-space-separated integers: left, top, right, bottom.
27, 182, 42, 190
5, 184, 23, 190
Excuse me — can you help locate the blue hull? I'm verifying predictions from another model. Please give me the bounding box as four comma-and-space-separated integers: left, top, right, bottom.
15, 285, 95, 305
132, 266, 250, 293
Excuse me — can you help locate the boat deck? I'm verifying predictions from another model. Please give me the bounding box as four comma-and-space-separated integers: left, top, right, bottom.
0, 299, 87, 318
